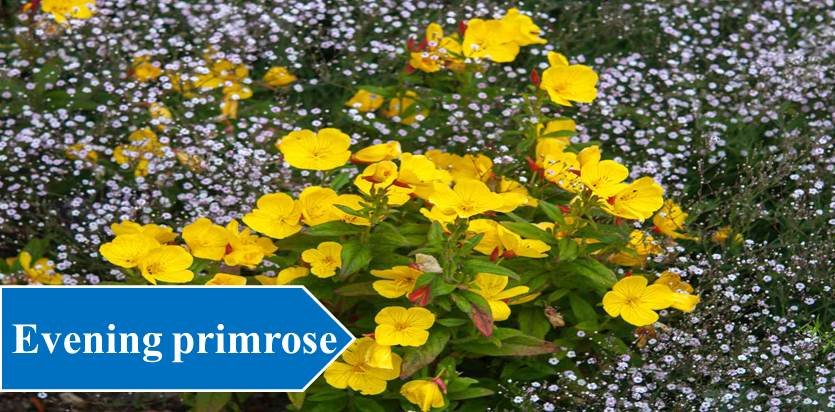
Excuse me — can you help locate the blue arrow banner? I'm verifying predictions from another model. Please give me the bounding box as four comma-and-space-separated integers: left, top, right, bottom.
0, 286, 354, 391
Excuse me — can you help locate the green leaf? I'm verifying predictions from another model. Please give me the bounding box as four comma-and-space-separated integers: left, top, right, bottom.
351, 396, 385, 412
334, 281, 378, 296
447, 387, 494, 400
446, 376, 478, 394
557, 238, 579, 262
307, 390, 348, 402
287, 392, 305, 410
539, 200, 566, 225
569, 293, 598, 324
436, 318, 468, 327
400, 329, 451, 378
518, 307, 550, 339
462, 259, 519, 280
329, 172, 352, 191
451, 291, 494, 337
555, 258, 617, 291
427, 222, 444, 246
340, 241, 372, 278
193, 393, 231, 412
307, 221, 365, 237
370, 222, 412, 247
455, 338, 557, 356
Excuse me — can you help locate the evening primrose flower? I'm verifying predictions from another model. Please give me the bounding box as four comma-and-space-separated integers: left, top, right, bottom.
324, 337, 402, 395
468, 220, 550, 259
602, 177, 665, 220
427, 179, 505, 220
298, 186, 342, 226
652, 200, 695, 240
148, 103, 173, 130
205, 273, 247, 285
222, 220, 277, 268
397, 153, 452, 199
302, 242, 342, 278
581, 159, 630, 199
609, 230, 663, 267
182, 217, 229, 261
409, 23, 464, 73
194, 58, 249, 90
345, 89, 385, 112
712, 226, 743, 245
380, 91, 427, 125
539, 52, 599, 106
401, 379, 446, 412
137, 246, 194, 285
462, 18, 520, 63
538, 118, 576, 139
351, 141, 401, 163
263, 66, 297, 87
500, 8, 547, 46
41, 0, 94, 23
17, 252, 63, 285
99, 234, 161, 269
132, 55, 162, 82
371, 266, 422, 298
255, 266, 310, 285
111, 220, 177, 243
374, 306, 436, 347
242, 193, 303, 239
654, 272, 701, 312
602, 276, 674, 326
65, 143, 99, 162
354, 161, 412, 205
277, 128, 352, 171
471, 273, 530, 321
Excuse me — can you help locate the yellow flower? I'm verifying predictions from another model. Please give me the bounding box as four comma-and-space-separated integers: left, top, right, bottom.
427, 179, 505, 219
65, 143, 99, 162
351, 141, 401, 163
401, 379, 446, 412
17, 252, 63, 285
652, 200, 695, 240
99, 234, 161, 269
428, 151, 493, 183
374, 306, 435, 347
345, 89, 385, 112
540, 52, 598, 106
132, 55, 162, 82
712, 226, 743, 245
298, 186, 342, 226
380, 91, 427, 125
500, 8, 547, 46
242, 193, 303, 239
602, 177, 665, 221
462, 18, 520, 63
324, 337, 402, 395
194, 58, 249, 90
206, 273, 247, 285
149, 103, 173, 130
609, 230, 663, 267
182, 217, 229, 261
467, 220, 550, 259
263, 66, 297, 87
371, 266, 422, 298
137, 246, 194, 285
223, 220, 277, 268
397, 153, 452, 199
538, 118, 576, 138
353, 161, 412, 205
602, 276, 674, 326
581, 159, 630, 199
41, 0, 94, 23
408, 23, 464, 73
111, 220, 177, 243
255, 266, 310, 285
654, 272, 700, 312
495, 177, 535, 212
277, 128, 351, 171
301, 242, 342, 278
471, 273, 530, 321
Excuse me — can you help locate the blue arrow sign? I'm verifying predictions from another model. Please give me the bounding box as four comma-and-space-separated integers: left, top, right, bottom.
0, 285, 354, 391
